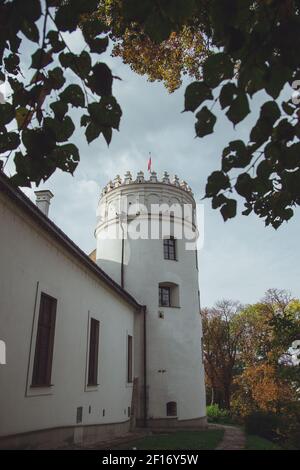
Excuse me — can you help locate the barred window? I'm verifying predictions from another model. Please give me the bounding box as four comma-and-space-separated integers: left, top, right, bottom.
163, 237, 176, 260
159, 286, 171, 307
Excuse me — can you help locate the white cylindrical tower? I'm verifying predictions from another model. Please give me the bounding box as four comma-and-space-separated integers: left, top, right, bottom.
95, 171, 206, 427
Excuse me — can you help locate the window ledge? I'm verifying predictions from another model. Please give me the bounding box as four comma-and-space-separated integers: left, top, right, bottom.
159, 306, 181, 309
85, 384, 99, 392
30, 383, 53, 388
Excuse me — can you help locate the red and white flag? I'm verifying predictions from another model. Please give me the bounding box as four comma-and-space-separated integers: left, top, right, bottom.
147, 153, 152, 172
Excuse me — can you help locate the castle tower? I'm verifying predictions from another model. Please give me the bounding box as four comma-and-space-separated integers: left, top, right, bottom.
95, 171, 206, 427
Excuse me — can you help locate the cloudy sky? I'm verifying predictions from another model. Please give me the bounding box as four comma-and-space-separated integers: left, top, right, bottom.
4, 30, 300, 307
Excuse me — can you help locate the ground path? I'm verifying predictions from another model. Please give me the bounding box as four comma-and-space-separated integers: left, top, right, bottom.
211, 424, 245, 450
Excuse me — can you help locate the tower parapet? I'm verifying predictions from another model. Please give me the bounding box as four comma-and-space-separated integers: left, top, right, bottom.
101, 171, 193, 197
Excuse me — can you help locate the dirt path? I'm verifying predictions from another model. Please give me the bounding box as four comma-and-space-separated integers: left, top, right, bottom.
213, 424, 245, 450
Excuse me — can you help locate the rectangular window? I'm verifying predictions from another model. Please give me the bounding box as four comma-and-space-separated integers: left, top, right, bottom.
88, 318, 100, 386
163, 237, 176, 260
159, 286, 171, 307
127, 335, 133, 383
32, 293, 57, 387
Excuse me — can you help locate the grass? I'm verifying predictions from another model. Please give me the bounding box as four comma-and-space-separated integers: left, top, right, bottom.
245, 434, 281, 450
115, 429, 224, 450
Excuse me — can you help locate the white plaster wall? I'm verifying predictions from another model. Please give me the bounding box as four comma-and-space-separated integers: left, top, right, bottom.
96, 183, 206, 422
0, 193, 136, 437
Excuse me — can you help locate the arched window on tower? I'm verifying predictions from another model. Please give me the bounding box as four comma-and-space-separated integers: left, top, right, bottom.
166, 401, 177, 417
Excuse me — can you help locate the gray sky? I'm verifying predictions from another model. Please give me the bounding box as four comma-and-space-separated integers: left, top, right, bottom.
4, 31, 300, 307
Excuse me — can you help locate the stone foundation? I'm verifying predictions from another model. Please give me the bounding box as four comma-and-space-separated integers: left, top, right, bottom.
0, 420, 131, 450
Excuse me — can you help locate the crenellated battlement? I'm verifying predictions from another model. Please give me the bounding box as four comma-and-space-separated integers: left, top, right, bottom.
101, 171, 193, 196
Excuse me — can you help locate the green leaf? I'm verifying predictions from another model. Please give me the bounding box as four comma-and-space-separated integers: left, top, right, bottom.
260, 101, 281, 123
88, 63, 113, 96
22, 128, 56, 155
88, 37, 109, 54
0, 103, 15, 127
184, 82, 213, 112
4, 54, 20, 74
55, 4, 79, 33
265, 64, 292, 99
85, 122, 101, 144
75, 51, 92, 79
50, 101, 68, 121
44, 116, 75, 143
235, 173, 253, 198
47, 30, 65, 53
81, 114, 90, 127
51, 143, 80, 174
226, 92, 250, 126
0, 132, 20, 152
273, 119, 294, 141
15, 107, 30, 130
195, 106, 216, 138
47, 67, 66, 90
222, 140, 251, 171
31, 49, 53, 69
203, 53, 234, 88
88, 96, 122, 130
205, 171, 230, 197
219, 83, 237, 110
21, 20, 40, 43
212, 193, 227, 209
101, 126, 112, 146
60, 84, 85, 108
220, 198, 237, 221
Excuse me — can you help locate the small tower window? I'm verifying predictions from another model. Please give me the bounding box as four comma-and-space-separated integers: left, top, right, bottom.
163, 237, 176, 260
159, 286, 171, 307
159, 283, 180, 308
166, 401, 177, 417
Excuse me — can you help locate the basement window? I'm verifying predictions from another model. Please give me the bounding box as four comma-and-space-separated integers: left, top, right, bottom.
166, 401, 177, 417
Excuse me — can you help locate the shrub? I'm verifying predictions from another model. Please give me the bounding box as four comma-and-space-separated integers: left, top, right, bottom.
244, 411, 281, 441
206, 404, 231, 423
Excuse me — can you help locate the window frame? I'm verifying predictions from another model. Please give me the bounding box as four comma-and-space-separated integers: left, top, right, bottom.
127, 334, 133, 384
163, 237, 177, 261
87, 318, 100, 387
166, 401, 177, 417
31, 292, 57, 388
159, 286, 171, 307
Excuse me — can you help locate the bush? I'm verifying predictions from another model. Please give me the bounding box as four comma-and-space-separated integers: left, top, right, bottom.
206, 404, 231, 423
244, 411, 281, 441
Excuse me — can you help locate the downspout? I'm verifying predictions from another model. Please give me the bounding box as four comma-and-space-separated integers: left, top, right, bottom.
143, 305, 148, 427
121, 229, 124, 288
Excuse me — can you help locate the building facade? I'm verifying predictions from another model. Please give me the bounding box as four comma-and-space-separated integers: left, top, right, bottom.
96, 171, 206, 428
0, 170, 206, 449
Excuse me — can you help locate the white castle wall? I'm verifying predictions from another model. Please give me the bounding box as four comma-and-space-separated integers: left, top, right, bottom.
96, 171, 206, 423
0, 190, 137, 443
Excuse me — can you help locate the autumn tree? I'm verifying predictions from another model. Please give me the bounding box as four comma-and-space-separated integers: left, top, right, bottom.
232, 289, 300, 416
91, 0, 210, 93
2, 0, 300, 230
96, 0, 300, 228
202, 299, 245, 409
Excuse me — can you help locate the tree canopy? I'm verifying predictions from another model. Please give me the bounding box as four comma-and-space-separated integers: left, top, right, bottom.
1, 0, 300, 228
0, 0, 118, 186
203, 289, 300, 418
